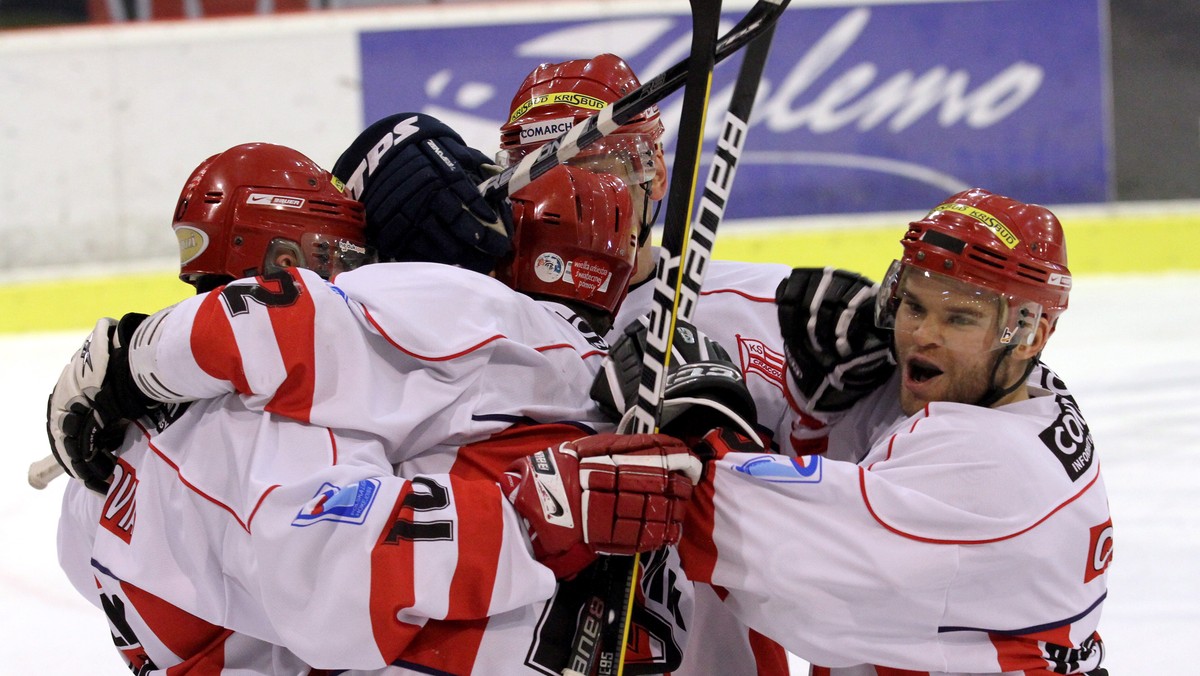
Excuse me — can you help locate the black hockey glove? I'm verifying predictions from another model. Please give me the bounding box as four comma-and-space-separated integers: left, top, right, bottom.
333, 112, 513, 274
46, 313, 165, 493
776, 267, 895, 413
591, 318, 761, 446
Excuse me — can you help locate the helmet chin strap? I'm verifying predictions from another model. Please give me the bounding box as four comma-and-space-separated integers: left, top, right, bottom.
975, 346, 1036, 408
637, 181, 661, 246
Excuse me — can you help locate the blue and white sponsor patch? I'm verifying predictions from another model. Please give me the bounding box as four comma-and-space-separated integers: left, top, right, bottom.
293, 479, 380, 526
732, 454, 822, 484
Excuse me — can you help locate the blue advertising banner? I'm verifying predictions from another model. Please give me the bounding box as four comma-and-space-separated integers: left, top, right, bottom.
360, 0, 1108, 217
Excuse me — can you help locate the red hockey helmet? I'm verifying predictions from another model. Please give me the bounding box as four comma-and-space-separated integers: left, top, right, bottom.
496, 165, 638, 316
172, 143, 371, 287
877, 188, 1072, 346
497, 54, 663, 185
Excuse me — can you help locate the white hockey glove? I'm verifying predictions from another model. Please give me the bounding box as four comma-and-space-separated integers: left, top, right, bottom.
46, 314, 165, 493
499, 433, 702, 580
591, 318, 762, 446
776, 267, 895, 413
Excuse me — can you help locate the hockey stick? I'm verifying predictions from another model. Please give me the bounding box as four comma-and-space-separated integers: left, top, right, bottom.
563, 12, 784, 676
576, 1, 727, 674
673, 18, 777, 328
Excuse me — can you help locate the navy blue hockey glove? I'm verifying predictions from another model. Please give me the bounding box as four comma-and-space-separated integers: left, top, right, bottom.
590, 318, 761, 447
46, 314, 167, 493
776, 267, 895, 413
333, 112, 513, 274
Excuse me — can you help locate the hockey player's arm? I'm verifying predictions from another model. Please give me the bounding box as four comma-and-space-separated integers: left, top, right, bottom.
676, 426, 1109, 672
239, 434, 698, 667
226, 464, 554, 668
126, 268, 338, 406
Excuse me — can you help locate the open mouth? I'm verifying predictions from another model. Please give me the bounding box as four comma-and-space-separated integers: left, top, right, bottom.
907, 358, 944, 383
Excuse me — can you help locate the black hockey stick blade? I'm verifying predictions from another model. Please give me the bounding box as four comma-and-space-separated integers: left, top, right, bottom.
480, 0, 790, 202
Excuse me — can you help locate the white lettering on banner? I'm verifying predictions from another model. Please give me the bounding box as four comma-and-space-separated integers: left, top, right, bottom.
754, 8, 1044, 135
489, 9, 1043, 145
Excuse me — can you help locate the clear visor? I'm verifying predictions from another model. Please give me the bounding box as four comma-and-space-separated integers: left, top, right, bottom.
875, 261, 1042, 352
263, 233, 376, 279
497, 134, 657, 187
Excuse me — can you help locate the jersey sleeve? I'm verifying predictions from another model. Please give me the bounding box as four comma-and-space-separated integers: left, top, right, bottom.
678, 403, 1110, 672
127, 267, 347, 408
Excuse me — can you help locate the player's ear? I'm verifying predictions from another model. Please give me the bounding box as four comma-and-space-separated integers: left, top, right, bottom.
1014, 315, 1053, 360
649, 144, 667, 201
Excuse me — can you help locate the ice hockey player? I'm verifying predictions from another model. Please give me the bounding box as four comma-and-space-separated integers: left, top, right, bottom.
679, 189, 1112, 675
50, 136, 707, 673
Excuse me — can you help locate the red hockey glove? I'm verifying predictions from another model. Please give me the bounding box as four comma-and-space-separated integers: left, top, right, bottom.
500, 433, 702, 579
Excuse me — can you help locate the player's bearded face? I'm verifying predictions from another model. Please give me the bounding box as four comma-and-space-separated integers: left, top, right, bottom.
892, 271, 1012, 415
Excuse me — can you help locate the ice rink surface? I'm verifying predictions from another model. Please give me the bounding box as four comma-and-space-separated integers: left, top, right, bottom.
2, 272, 1197, 674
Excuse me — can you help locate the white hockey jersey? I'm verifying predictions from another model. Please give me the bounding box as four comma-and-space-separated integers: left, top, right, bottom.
59, 263, 698, 674
59, 397, 557, 673
679, 365, 1111, 675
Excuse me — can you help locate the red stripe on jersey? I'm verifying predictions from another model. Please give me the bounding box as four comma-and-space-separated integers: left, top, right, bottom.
264, 269, 317, 423
700, 287, 775, 303
874, 666, 930, 675
454, 423, 589, 481
119, 579, 231, 674
858, 465, 1103, 544
398, 618, 490, 675
144, 433, 252, 533
992, 624, 1090, 674
369, 484, 425, 662
363, 306, 507, 360
244, 485, 280, 532
445, 476, 505, 619
536, 342, 607, 360
810, 667, 832, 676
869, 414, 927, 470
363, 306, 603, 362
327, 427, 339, 465
397, 424, 597, 673
677, 472, 719, 585
191, 292, 252, 394
747, 628, 790, 676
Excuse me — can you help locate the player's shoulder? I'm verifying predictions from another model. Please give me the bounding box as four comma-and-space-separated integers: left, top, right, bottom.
701, 259, 790, 300
331, 262, 569, 357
